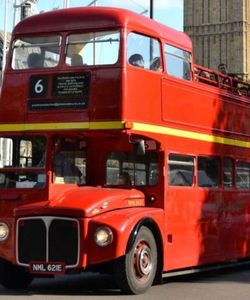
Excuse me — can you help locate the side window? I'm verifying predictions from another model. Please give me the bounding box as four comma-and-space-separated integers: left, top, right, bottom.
223, 158, 233, 189
106, 151, 158, 186
168, 154, 194, 186
165, 44, 191, 80
127, 33, 162, 72
198, 156, 220, 188
236, 161, 250, 189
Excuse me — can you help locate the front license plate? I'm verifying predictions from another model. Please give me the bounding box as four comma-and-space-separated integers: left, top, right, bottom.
29, 262, 65, 274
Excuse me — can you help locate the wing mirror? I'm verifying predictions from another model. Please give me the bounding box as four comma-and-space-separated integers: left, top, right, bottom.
134, 140, 146, 155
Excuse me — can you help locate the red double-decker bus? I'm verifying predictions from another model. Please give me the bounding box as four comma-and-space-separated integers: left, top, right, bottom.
1, 7, 250, 294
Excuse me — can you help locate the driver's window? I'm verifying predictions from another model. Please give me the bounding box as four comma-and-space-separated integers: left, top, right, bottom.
53, 138, 86, 185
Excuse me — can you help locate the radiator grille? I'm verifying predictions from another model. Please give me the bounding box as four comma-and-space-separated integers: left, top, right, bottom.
49, 219, 78, 265
17, 217, 79, 268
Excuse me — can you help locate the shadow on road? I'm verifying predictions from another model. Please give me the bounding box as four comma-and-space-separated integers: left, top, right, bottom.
0, 273, 121, 296
164, 264, 250, 284
1, 265, 250, 296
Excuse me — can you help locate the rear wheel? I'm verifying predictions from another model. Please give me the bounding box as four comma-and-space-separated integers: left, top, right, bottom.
0, 259, 33, 289
114, 226, 157, 294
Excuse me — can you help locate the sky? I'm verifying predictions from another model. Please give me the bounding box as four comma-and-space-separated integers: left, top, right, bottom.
0, 0, 183, 33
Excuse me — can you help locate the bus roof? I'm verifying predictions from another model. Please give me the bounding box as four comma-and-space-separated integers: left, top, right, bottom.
13, 7, 192, 52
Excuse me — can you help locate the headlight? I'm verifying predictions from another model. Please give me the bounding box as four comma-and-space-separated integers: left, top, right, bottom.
0, 223, 9, 241
94, 226, 113, 247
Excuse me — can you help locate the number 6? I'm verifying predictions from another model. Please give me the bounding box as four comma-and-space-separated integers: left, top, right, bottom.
35, 79, 44, 94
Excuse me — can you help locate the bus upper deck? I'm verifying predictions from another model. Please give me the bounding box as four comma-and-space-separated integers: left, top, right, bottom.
0, 7, 250, 138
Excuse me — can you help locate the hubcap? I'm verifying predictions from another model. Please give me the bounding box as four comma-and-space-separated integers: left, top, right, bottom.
134, 241, 153, 279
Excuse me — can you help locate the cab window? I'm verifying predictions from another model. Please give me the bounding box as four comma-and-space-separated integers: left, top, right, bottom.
53, 137, 86, 185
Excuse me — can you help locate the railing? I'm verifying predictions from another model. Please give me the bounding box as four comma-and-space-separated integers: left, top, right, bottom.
193, 64, 250, 98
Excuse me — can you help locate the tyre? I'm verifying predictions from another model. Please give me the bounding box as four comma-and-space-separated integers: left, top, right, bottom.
114, 226, 158, 294
0, 259, 33, 289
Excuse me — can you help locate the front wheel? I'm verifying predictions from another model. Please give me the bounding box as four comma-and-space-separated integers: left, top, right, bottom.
114, 226, 157, 294
0, 259, 33, 289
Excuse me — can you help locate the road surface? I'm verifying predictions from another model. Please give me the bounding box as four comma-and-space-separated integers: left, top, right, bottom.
0, 265, 250, 299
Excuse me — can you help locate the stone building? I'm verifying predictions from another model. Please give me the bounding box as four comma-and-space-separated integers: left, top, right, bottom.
184, 0, 250, 79
0, 31, 4, 78
0, 31, 11, 80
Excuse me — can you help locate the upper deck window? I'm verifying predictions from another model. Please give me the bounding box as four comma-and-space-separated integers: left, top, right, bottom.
66, 31, 120, 66
165, 44, 191, 80
11, 36, 61, 70
127, 33, 162, 72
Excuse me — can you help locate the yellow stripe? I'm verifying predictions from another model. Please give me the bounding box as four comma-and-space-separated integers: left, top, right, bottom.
132, 122, 250, 149
89, 121, 125, 130
0, 120, 249, 149
0, 121, 125, 132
